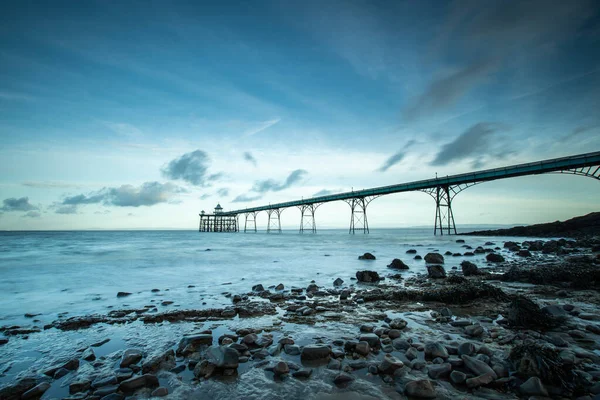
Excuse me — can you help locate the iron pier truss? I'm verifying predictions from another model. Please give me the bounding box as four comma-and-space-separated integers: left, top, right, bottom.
199, 151, 600, 235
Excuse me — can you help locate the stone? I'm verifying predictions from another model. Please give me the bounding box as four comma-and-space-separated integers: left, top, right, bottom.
379, 354, 404, 374
388, 258, 409, 269
458, 342, 476, 356
427, 265, 446, 279
118, 374, 159, 392
284, 344, 301, 355
205, 345, 239, 369
388, 329, 401, 339
333, 278, 344, 286
177, 334, 212, 355
424, 342, 448, 359
355, 341, 370, 356
333, 372, 355, 385
120, 349, 143, 368
275, 283, 284, 291
424, 253, 444, 264
406, 249, 417, 254
520, 376, 548, 396
404, 380, 436, 399
301, 344, 331, 361
428, 363, 452, 379
358, 252, 376, 260
461, 355, 497, 378
82, 348, 96, 361
389, 318, 408, 330
518, 249, 532, 257
450, 370, 467, 384
464, 325, 484, 337
486, 253, 504, 262
243, 333, 258, 346
69, 380, 91, 394
392, 338, 411, 351
356, 270, 380, 282
414, 255, 422, 260
405, 346, 419, 360
142, 349, 176, 374
116, 292, 132, 297
21, 382, 51, 400
252, 284, 264, 292
102, 394, 125, 400
94, 385, 119, 397
461, 261, 479, 276
115, 368, 133, 381
358, 333, 380, 348
151, 387, 168, 397
466, 372, 495, 388
292, 368, 313, 378
273, 361, 289, 375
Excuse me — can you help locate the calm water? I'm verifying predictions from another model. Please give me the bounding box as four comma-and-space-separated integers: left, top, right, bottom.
0, 228, 522, 327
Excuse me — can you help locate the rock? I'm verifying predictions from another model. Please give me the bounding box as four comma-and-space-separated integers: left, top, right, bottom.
194, 360, 216, 378
333, 278, 344, 286
252, 284, 264, 292
464, 325, 484, 337
427, 265, 446, 279
414, 255, 422, 260
388, 329, 401, 339
424, 342, 448, 359
389, 318, 408, 330
333, 372, 355, 385
358, 333, 380, 348
95, 385, 119, 397
206, 345, 239, 369
458, 342, 476, 356
518, 250, 532, 257
486, 253, 504, 262
440, 307, 452, 317
115, 368, 133, 381
69, 380, 91, 394
82, 348, 96, 361
120, 349, 143, 368
461, 355, 497, 378
151, 387, 168, 397
142, 349, 176, 373
392, 338, 411, 351
356, 270, 380, 282
405, 347, 419, 360
177, 334, 213, 355
450, 370, 467, 384
118, 374, 159, 392
292, 368, 313, 378
406, 249, 417, 254
273, 361, 289, 375
275, 283, 284, 291
520, 376, 548, 396
428, 363, 452, 379
100, 394, 124, 400
509, 296, 561, 329
388, 258, 409, 269
92, 376, 118, 389
461, 261, 479, 276
116, 292, 132, 297
424, 253, 444, 264
243, 333, 258, 346
284, 344, 301, 355
21, 382, 51, 400
358, 252, 376, 260
466, 372, 495, 388
301, 344, 331, 361
404, 380, 436, 399
379, 354, 404, 374
355, 341, 370, 356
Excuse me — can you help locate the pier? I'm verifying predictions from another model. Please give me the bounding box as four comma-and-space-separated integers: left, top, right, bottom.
199, 151, 600, 235
198, 204, 239, 232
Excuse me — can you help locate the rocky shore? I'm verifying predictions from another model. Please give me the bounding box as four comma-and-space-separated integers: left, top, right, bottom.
1, 234, 600, 399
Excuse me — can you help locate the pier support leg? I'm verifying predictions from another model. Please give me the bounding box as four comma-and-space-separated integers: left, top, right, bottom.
267, 209, 282, 233
299, 204, 320, 233
431, 185, 457, 235
345, 197, 373, 234
244, 212, 258, 233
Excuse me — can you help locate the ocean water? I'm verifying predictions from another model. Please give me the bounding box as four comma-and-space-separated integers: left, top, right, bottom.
0, 228, 524, 328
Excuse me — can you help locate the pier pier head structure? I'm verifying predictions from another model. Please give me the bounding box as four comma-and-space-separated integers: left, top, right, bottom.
199, 151, 600, 235
198, 204, 238, 232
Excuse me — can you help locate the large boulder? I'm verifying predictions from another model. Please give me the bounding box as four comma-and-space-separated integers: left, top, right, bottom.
356, 270, 381, 282
424, 253, 444, 264
461, 355, 497, 378
177, 334, 213, 355
388, 259, 409, 270
424, 342, 448, 359
358, 252, 376, 260
486, 253, 505, 263
118, 374, 159, 392
120, 349, 143, 368
301, 344, 331, 361
427, 265, 446, 279
460, 261, 479, 276
205, 345, 239, 369
404, 380, 436, 399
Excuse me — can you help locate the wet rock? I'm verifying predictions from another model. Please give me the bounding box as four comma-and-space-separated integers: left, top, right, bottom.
177, 334, 213, 355
458, 342, 476, 356
116, 292, 132, 297
327, 358, 341, 370
424, 253, 444, 264
508, 296, 561, 329
43, 358, 80, 376
82, 348, 96, 361
428, 363, 452, 379
358, 252, 376, 260
486, 253, 504, 263
427, 265, 446, 279
273, 361, 289, 375
450, 370, 467, 384
464, 324, 484, 337
405, 346, 419, 360
518, 249, 532, 257
91, 338, 110, 347
466, 372, 495, 388
404, 380, 436, 399
292, 368, 313, 379
151, 387, 168, 397
301, 344, 331, 361
392, 338, 411, 351
520, 376, 548, 396
461, 355, 497, 378
69, 380, 91, 394
356, 270, 380, 282
118, 374, 159, 392
92, 376, 118, 389
388, 329, 401, 339
461, 261, 479, 276
206, 345, 239, 369
333, 372, 354, 385
414, 255, 422, 260
355, 341, 370, 356
142, 349, 175, 374
389, 318, 407, 330
333, 278, 344, 286
115, 368, 133, 381
21, 382, 51, 400
358, 333, 380, 348
275, 283, 284, 291
120, 349, 143, 368
424, 342, 448, 359
252, 284, 264, 292
388, 259, 409, 270
406, 249, 417, 254
284, 344, 301, 355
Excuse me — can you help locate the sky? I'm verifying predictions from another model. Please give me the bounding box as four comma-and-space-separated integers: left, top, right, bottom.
0, 0, 599, 230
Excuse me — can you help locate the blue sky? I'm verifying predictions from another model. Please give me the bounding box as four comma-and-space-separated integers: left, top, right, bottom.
0, 0, 599, 230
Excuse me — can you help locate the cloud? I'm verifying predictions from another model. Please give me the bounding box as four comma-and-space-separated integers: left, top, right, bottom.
252, 169, 308, 193
232, 194, 263, 203
22, 211, 41, 218
243, 152, 257, 166
200, 194, 211, 200
313, 189, 338, 197
1, 197, 39, 212
377, 140, 416, 172
22, 181, 82, 189
217, 188, 230, 197
430, 122, 510, 167
561, 125, 598, 141
243, 118, 281, 137
403, 60, 497, 121
55, 205, 78, 214
161, 150, 221, 186
63, 193, 105, 205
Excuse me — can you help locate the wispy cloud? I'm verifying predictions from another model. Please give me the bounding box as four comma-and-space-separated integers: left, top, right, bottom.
243, 152, 257, 166
22, 211, 41, 218
217, 188, 230, 197
377, 140, 416, 172
252, 169, 308, 193
0, 90, 35, 101
431, 122, 511, 168
1, 197, 39, 212
243, 118, 281, 137
161, 150, 221, 186
200, 194, 211, 200
22, 181, 83, 189
104, 122, 144, 139
232, 194, 263, 203
55, 205, 78, 214
312, 189, 341, 197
